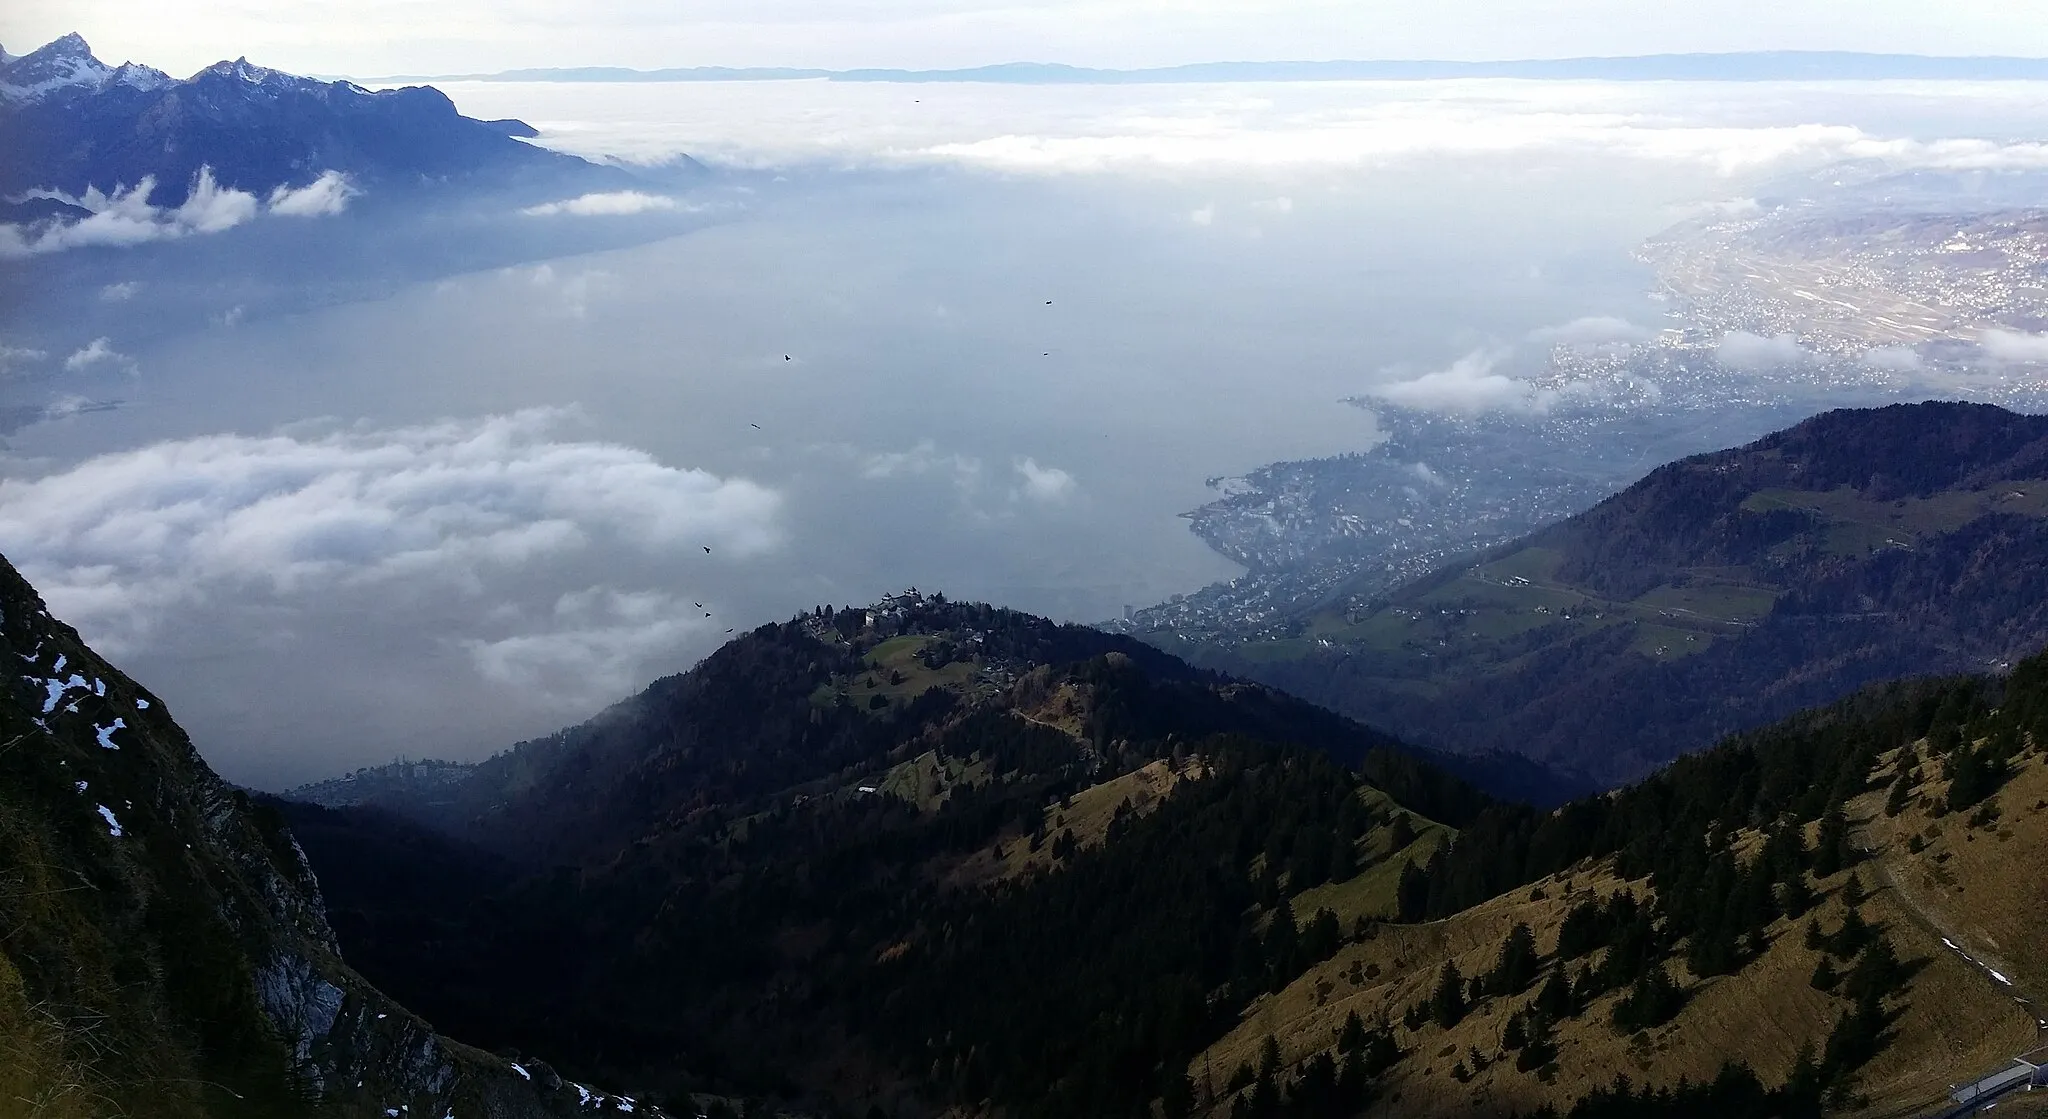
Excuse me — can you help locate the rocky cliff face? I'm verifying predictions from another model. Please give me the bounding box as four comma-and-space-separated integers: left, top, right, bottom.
0, 551, 663, 1118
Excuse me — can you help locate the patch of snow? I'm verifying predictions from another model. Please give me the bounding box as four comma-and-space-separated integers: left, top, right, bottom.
0, 54, 112, 100
135, 697, 150, 709
95, 718, 124, 750
73, 780, 87, 793
510, 1062, 531, 1080
93, 678, 105, 696
95, 804, 121, 836
36, 673, 88, 714
52, 654, 64, 672
111, 62, 171, 92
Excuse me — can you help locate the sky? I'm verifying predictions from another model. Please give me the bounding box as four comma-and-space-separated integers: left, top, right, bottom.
7, 0, 2048, 78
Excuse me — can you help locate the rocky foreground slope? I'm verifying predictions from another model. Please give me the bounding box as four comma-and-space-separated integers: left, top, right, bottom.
0, 552, 664, 1118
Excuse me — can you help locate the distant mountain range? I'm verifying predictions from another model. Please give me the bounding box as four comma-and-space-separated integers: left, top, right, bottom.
0, 33, 603, 214
371, 51, 2048, 85
1208, 401, 2048, 786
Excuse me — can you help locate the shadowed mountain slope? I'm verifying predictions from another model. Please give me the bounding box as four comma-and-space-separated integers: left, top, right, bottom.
0, 551, 667, 1117
1212, 402, 2048, 785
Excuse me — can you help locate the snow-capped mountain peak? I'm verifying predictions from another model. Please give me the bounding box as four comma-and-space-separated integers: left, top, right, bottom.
197, 56, 290, 87
0, 33, 170, 102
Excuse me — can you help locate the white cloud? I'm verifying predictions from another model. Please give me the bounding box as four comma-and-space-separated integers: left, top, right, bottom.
175, 168, 262, 233
1367, 349, 1549, 414
520, 263, 615, 319
0, 409, 783, 652
521, 190, 680, 217
858, 439, 983, 490
462, 586, 707, 702
433, 77, 2048, 184
1860, 345, 1923, 371
1714, 330, 1808, 371
1012, 457, 1076, 503
62, 337, 130, 373
0, 344, 48, 376
1703, 197, 1764, 217
98, 282, 140, 302
0, 167, 352, 257
1979, 328, 2048, 363
1188, 203, 1216, 226
1530, 315, 1654, 345
1252, 196, 1294, 214
267, 171, 358, 218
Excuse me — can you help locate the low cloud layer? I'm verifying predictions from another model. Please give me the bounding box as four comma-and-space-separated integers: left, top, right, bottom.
1714, 330, 1809, 371
0, 409, 783, 663
1860, 345, 1924, 371
0, 344, 49, 376
61, 337, 132, 374
1368, 349, 1547, 414
1979, 328, 2048, 363
1013, 457, 1076, 503
436, 77, 2048, 181
1531, 315, 1655, 346
0, 168, 355, 257
462, 586, 709, 702
521, 190, 681, 217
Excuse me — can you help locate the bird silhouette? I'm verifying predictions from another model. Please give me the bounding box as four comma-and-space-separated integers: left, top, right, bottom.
783, 355, 791, 361
703, 546, 711, 553
1045, 300, 1053, 305
693, 602, 703, 608
705, 612, 712, 618
750, 423, 760, 429
725, 628, 734, 633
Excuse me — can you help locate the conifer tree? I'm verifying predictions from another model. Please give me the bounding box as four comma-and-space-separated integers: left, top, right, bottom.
1430, 961, 1469, 1029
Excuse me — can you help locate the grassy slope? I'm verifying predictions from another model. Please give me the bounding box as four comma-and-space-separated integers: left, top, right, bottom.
1188, 744, 2048, 1118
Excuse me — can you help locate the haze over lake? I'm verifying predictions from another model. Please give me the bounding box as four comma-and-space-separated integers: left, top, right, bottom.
9, 75, 2048, 787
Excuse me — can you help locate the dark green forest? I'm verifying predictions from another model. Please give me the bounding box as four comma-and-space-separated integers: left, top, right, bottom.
285, 579, 2048, 1117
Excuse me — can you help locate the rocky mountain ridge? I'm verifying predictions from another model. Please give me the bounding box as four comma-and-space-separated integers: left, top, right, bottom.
0, 551, 667, 1118
0, 32, 608, 214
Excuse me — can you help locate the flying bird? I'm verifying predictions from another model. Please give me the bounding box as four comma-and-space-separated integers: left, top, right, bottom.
694, 602, 703, 608
750, 423, 760, 429
705, 612, 712, 618
703, 546, 712, 553
1045, 300, 1053, 305
725, 628, 734, 633
784, 355, 792, 361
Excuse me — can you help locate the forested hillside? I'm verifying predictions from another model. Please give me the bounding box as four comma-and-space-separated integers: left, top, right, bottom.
285, 586, 2048, 1118
1210, 402, 2048, 785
